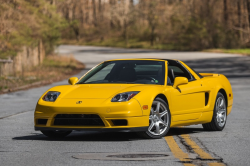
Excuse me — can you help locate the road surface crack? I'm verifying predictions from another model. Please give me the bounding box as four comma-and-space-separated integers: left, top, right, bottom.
176, 135, 227, 166
0, 110, 32, 120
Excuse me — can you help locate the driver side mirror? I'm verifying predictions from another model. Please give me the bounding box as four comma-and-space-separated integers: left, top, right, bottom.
68, 77, 78, 85
173, 77, 188, 88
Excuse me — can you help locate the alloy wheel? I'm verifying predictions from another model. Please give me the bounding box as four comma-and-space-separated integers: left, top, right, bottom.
215, 96, 227, 127
148, 101, 169, 136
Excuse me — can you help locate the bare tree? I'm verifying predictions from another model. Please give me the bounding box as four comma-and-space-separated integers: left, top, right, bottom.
224, 0, 228, 25
46, 0, 250, 49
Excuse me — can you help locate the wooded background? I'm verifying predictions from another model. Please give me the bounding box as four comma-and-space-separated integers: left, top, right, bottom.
1, 0, 250, 59
57, 0, 250, 50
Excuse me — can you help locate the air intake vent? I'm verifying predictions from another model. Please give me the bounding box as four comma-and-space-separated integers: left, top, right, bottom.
37, 119, 48, 125
112, 120, 128, 126
53, 114, 105, 126
205, 92, 209, 106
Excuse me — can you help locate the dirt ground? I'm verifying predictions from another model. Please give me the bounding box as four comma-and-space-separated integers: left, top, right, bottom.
0, 54, 85, 94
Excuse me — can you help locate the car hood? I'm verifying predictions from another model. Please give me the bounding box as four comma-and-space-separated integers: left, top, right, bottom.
49, 84, 151, 99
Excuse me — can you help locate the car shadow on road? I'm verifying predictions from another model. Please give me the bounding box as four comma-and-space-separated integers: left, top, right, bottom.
12, 127, 207, 141
166, 127, 205, 137
12, 131, 144, 141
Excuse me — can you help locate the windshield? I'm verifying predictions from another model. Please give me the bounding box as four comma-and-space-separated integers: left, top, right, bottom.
78, 60, 165, 85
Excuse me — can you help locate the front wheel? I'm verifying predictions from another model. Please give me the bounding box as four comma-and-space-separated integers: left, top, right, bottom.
202, 92, 227, 131
138, 97, 171, 139
41, 130, 72, 138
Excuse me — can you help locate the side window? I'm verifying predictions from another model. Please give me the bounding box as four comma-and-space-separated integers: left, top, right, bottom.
168, 63, 194, 81
170, 66, 185, 75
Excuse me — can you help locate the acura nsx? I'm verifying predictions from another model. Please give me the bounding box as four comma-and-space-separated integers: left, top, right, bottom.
34, 59, 233, 139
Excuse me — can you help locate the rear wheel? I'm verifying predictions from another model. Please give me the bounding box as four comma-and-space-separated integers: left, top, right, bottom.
41, 130, 72, 138
202, 92, 227, 131
138, 97, 171, 139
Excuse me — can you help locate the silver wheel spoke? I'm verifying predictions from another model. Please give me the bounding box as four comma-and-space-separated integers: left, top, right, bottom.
220, 109, 226, 113
220, 117, 224, 123
156, 102, 160, 114
151, 108, 154, 114
217, 116, 220, 123
148, 122, 154, 131
220, 98, 224, 107
159, 119, 168, 127
216, 100, 220, 110
160, 110, 168, 117
217, 110, 222, 115
218, 119, 222, 126
155, 123, 160, 134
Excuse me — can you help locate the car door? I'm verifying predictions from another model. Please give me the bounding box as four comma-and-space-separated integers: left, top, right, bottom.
168, 61, 206, 122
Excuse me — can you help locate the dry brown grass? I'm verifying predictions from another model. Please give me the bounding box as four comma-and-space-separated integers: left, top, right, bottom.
0, 54, 84, 93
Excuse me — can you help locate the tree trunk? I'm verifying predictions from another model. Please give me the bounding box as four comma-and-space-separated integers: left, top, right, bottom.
150, 26, 155, 46
98, 0, 102, 20
223, 0, 228, 25
71, 25, 80, 41
50, 0, 56, 5
92, 0, 97, 27
246, 0, 250, 28
124, 19, 128, 47
110, 0, 115, 29
237, 0, 243, 44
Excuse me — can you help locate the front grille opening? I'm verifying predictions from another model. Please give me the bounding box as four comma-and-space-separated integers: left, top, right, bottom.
205, 92, 209, 106
53, 114, 105, 126
37, 119, 48, 125
112, 120, 128, 126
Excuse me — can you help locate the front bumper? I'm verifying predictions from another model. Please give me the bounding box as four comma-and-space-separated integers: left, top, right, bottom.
34, 98, 149, 131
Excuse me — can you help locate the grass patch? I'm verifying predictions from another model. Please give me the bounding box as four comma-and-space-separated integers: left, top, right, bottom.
61, 38, 175, 50
43, 55, 78, 69
204, 48, 250, 55
0, 54, 84, 93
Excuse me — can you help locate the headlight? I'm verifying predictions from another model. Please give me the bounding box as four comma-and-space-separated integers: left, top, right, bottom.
43, 91, 60, 102
111, 91, 139, 102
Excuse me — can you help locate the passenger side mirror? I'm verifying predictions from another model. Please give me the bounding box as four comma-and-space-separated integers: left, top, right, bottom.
173, 77, 188, 88
68, 77, 78, 85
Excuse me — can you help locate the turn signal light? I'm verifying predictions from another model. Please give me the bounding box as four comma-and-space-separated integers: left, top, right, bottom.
143, 105, 148, 110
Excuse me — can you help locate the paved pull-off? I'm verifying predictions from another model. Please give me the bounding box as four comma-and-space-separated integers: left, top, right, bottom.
0, 45, 250, 166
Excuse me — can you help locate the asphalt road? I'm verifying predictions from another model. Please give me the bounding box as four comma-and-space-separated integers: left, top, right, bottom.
1, 45, 250, 166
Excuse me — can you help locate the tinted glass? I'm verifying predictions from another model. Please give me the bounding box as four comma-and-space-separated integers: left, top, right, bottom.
168, 65, 192, 80
78, 60, 165, 85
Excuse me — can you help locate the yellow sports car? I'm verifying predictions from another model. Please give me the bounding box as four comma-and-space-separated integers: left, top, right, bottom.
34, 59, 233, 139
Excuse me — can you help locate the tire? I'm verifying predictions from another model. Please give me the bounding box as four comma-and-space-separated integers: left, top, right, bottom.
202, 92, 227, 131
138, 97, 171, 139
41, 130, 72, 138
